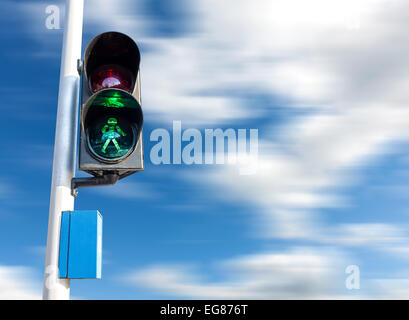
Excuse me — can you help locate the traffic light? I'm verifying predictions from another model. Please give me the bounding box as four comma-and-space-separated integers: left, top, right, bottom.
78, 32, 143, 180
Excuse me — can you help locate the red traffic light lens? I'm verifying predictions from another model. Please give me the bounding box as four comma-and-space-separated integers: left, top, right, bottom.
89, 64, 134, 93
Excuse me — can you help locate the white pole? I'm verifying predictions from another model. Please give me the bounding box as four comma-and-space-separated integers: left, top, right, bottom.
43, 0, 84, 300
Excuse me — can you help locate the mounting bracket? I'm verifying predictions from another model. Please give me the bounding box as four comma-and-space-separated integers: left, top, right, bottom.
71, 173, 119, 197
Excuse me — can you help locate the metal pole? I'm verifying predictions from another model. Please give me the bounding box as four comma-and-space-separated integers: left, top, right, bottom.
43, 0, 84, 300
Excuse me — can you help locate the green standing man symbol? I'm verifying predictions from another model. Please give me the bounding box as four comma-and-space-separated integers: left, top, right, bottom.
101, 117, 127, 154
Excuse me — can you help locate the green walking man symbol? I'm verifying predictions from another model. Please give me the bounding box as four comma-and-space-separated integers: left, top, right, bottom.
101, 117, 127, 154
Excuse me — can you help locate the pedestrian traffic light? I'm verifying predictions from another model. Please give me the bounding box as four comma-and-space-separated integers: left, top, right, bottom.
78, 32, 143, 180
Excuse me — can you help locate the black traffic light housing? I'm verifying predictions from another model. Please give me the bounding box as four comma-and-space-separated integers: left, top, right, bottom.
78, 32, 144, 180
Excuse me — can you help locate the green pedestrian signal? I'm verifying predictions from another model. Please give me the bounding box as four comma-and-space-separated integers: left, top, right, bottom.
101, 117, 127, 154
87, 116, 134, 161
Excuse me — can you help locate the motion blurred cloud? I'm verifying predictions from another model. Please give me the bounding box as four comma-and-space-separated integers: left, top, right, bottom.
0, 266, 40, 300
126, 248, 347, 299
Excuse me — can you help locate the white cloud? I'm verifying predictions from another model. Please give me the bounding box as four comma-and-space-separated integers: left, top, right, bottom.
326, 223, 407, 247
199, 106, 409, 238
126, 248, 349, 299
0, 266, 40, 300
129, 0, 409, 125
84, 0, 148, 35
369, 279, 409, 299
182, 0, 409, 239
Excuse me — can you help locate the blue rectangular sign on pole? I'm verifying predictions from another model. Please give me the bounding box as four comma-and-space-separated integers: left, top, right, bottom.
59, 211, 102, 279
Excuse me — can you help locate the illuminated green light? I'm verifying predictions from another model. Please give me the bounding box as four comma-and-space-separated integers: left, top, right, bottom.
89, 89, 141, 110
102, 96, 124, 108
90, 90, 141, 110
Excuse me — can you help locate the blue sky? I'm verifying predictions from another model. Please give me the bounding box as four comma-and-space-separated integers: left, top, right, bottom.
2, 0, 409, 299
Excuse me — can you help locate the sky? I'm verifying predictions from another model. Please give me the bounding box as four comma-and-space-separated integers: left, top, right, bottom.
2, 0, 409, 299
